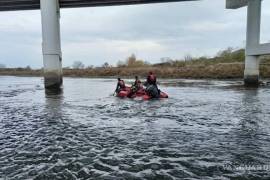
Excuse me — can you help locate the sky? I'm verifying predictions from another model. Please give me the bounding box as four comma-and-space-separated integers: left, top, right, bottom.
0, 0, 269, 68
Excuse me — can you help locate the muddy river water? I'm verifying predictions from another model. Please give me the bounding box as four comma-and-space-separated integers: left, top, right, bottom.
0, 76, 270, 179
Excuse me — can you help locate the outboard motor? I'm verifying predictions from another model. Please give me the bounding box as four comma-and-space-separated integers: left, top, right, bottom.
146, 85, 159, 98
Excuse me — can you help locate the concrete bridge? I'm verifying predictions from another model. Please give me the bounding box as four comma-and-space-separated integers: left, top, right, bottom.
0, 0, 269, 89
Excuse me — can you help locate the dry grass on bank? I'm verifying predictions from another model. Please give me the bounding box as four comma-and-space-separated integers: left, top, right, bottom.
1, 63, 270, 79
0, 68, 42, 76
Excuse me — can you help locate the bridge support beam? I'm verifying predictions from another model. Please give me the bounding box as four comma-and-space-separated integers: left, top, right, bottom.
40, 0, 62, 89
244, 0, 261, 86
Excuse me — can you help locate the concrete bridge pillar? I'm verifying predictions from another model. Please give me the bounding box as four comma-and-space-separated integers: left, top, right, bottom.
40, 0, 62, 89
244, 0, 261, 86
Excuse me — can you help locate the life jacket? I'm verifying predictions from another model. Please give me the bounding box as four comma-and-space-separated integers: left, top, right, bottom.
134, 79, 141, 86
119, 80, 125, 88
131, 80, 141, 92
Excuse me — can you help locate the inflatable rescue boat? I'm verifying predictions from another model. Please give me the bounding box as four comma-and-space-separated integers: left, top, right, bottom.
116, 86, 168, 100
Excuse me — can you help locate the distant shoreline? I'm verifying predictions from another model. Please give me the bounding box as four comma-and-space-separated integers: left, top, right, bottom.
1, 63, 270, 79
2, 48, 270, 79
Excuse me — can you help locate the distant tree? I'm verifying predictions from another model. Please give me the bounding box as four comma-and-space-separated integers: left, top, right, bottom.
87, 65, 94, 69
0, 63, 6, 68
216, 47, 245, 62
160, 57, 173, 63
160, 57, 173, 66
231, 49, 245, 62
133, 60, 145, 67
72, 61, 85, 69
102, 62, 110, 68
184, 54, 193, 62
144, 61, 151, 66
217, 47, 234, 58
25, 65, 31, 70
117, 60, 126, 67
117, 54, 149, 68
126, 54, 136, 67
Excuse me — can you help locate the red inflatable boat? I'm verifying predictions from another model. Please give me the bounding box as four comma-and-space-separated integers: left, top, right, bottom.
116, 86, 168, 100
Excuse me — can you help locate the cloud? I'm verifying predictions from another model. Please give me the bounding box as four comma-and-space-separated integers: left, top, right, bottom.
63, 39, 165, 66
185, 21, 234, 32
0, 0, 269, 68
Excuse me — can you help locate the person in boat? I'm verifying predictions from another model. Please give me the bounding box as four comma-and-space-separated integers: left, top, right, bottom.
115, 78, 126, 94
128, 76, 142, 97
146, 71, 157, 86
133, 76, 142, 90
144, 71, 160, 98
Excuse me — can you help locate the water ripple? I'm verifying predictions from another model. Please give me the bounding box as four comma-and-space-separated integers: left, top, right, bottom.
1, 77, 270, 179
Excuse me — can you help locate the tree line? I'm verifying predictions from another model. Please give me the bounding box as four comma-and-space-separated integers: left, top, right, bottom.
1, 47, 269, 70
70, 47, 247, 69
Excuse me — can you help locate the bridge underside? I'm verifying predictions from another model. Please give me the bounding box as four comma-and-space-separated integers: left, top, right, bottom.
0, 0, 196, 11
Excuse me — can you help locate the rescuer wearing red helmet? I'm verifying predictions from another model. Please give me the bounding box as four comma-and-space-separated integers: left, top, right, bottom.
145, 71, 160, 98
147, 71, 157, 86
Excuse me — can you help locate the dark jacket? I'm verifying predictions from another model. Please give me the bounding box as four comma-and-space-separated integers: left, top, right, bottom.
115, 80, 125, 92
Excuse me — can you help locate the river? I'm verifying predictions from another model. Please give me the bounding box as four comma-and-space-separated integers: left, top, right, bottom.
0, 76, 270, 180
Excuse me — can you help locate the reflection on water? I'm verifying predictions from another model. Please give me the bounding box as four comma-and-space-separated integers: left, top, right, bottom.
230, 90, 260, 165
228, 88, 270, 174
0, 76, 270, 180
45, 88, 63, 97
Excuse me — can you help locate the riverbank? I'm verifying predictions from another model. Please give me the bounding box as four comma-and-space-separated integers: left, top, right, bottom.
2, 48, 270, 79
1, 63, 270, 79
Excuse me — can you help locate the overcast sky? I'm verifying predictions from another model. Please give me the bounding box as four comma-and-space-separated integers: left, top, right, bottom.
0, 0, 269, 68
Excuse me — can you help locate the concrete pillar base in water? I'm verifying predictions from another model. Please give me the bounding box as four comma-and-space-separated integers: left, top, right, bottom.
244, 55, 260, 86
40, 0, 62, 89
244, 0, 261, 87
43, 55, 62, 89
